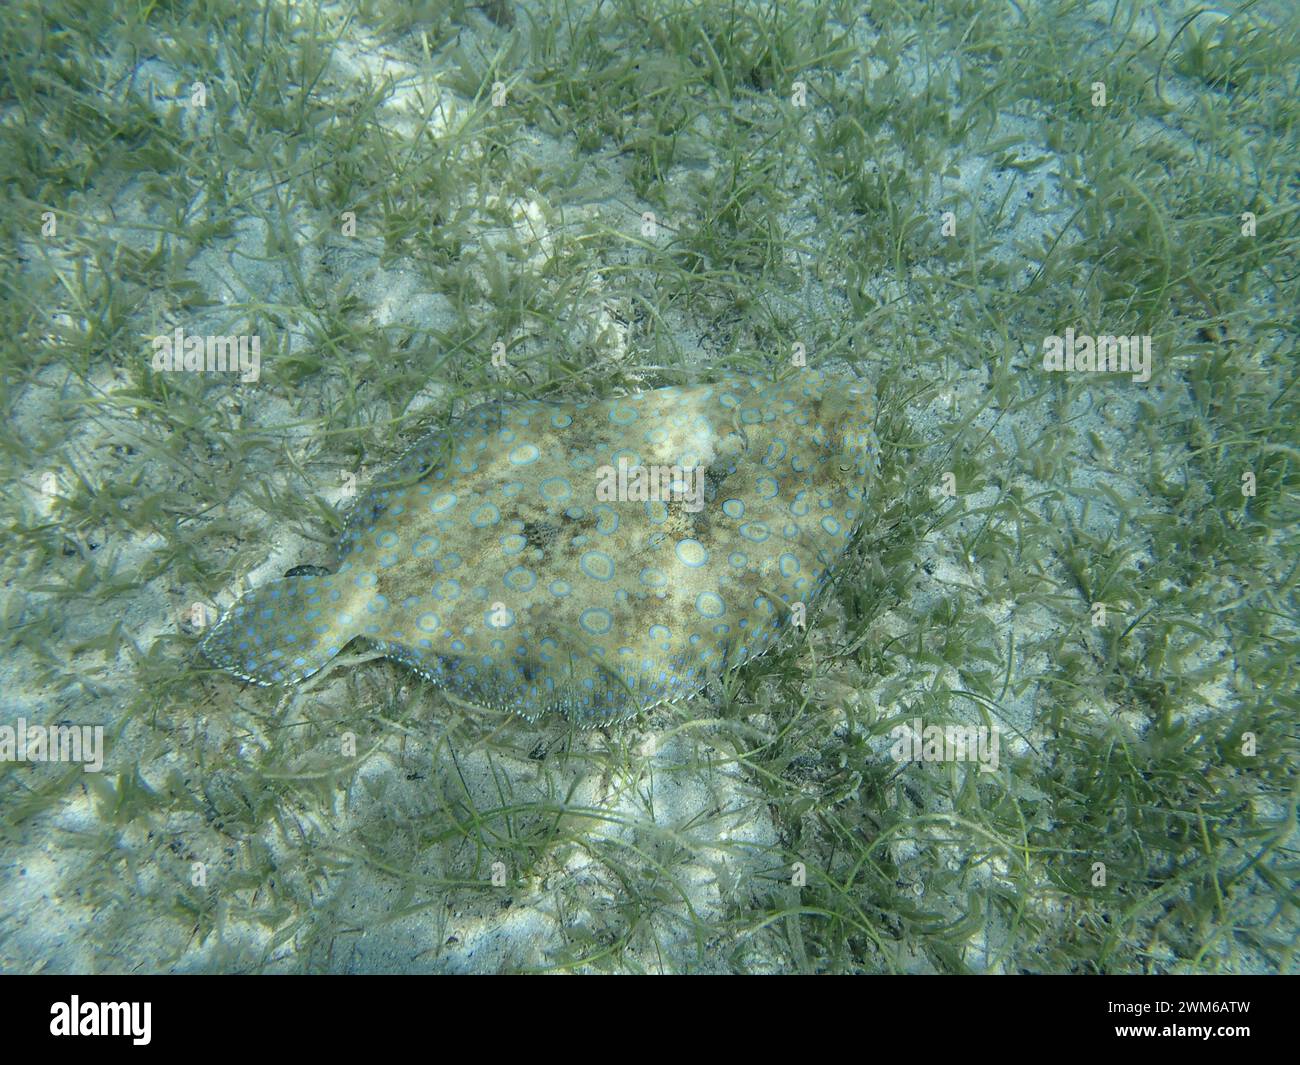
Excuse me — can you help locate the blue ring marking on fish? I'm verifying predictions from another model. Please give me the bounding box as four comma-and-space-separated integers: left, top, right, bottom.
540, 477, 572, 502
504, 566, 536, 591
508, 443, 540, 465
580, 551, 615, 581
410, 533, 441, 559
549, 579, 571, 598
675, 539, 708, 567
594, 504, 619, 534
471, 503, 501, 527
696, 592, 725, 618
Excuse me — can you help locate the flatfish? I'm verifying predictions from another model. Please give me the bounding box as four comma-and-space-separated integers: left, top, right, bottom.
200, 369, 879, 724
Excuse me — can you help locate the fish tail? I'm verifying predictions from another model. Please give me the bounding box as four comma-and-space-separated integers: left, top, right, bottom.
200, 574, 352, 685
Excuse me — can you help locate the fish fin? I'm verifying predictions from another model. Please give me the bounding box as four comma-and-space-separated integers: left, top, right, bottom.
200, 574, 352, 685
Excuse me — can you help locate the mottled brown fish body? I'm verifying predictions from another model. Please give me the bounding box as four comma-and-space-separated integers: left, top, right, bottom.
201, 370, 878, 724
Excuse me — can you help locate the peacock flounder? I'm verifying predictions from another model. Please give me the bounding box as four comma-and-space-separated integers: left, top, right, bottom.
200, 369, 879, 724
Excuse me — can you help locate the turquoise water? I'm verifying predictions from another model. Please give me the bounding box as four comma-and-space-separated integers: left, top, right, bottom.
0, 0, 1294, 973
